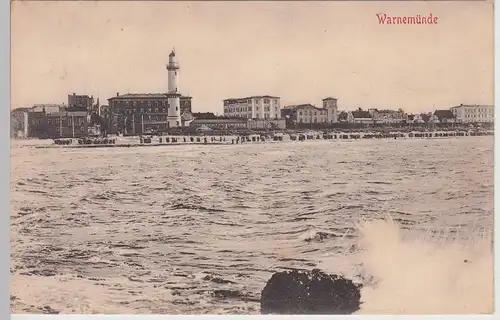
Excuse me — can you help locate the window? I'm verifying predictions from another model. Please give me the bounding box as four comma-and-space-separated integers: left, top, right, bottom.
176, 107, 178, 111
176, 121, 180, 126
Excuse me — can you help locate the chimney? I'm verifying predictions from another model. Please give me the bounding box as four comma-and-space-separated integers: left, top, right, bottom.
117, 92, 120, 97
73, 93, 76, 96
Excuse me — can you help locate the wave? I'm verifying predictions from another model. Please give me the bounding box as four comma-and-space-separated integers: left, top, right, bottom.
320, 216, 493, 314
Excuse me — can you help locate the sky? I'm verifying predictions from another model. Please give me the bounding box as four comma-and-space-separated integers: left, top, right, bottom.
11, 1, 493, 114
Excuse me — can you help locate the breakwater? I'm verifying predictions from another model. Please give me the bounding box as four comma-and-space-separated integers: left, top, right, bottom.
35, 130, 493, 149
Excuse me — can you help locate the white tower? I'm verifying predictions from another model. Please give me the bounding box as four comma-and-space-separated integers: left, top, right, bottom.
166, 48, 181, 127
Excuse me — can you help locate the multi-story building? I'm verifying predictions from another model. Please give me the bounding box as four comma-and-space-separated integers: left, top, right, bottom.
285, 97, 338, 125
322, 97, 339, 123
295, 104, 327, 124
107, 93, 193, 134
68, 93, 94, 112
10, 108, 30, 138
26, 111, 48, 138
450, 104, 494, 123
368, 108, 407, 124
223, 95, 281, 120
26, 109, 89, 138
45, 111, 89, 138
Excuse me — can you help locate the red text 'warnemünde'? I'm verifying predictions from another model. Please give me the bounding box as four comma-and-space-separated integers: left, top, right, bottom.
376, 13, 439, 25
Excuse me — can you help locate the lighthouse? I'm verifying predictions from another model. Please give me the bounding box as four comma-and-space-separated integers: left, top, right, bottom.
166, 48, 181, 127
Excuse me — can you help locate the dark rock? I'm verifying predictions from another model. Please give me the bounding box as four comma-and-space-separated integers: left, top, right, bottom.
260, 269, 361, 314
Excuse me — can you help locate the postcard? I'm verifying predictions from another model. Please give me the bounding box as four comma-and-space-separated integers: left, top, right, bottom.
10, 1, 494, 315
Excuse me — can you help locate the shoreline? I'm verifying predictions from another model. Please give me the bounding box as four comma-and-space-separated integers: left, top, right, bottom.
32, 129, 493, 149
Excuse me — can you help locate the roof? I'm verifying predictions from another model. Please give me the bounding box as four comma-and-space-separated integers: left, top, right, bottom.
433, 110, 455, 119
322, 97, 337, 101
284, 104, 326, 111
450, 104, 494, 109
296, 104, 326, 112
33, 104, 63, 108
11, 107, 30, 113
284, 104, 312, 109
421, 113, 431, 122
108, 93, 192, 100
46, 111, 88, 117
223, 95, 280, 102
351, 110, 372, 119
68, 93, 92, 98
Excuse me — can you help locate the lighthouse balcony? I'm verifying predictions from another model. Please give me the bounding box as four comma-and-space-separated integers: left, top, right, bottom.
166, 63, 179, 70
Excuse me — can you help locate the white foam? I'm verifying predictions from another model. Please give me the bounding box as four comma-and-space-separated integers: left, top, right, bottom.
320, 217, 493, 314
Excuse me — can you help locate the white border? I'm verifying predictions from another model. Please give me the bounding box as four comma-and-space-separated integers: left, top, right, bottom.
7, 1, 498, 319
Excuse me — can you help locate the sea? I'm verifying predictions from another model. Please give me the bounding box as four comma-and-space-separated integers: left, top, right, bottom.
10, 137, 494, 315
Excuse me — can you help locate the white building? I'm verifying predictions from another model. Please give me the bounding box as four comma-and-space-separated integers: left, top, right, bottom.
322, 97, 339, 123
368, 108, 407, 124
295, 104, 326, 124
292, 97, 339, 124
223, 95, 281, 120
166, 49, 182, 127
450, 104, 494, 123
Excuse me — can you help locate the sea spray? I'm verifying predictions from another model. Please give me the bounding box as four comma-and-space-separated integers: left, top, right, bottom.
353, 217, 493, 314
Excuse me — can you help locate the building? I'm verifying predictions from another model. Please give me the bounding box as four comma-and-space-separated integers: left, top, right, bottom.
32, 104, 63, 113
433, 110, 456, 123
223, 95, 281, 120
322, 97, 339, 123
190, 118, 248, 130
107, 49, 191, 134
189, 117, 285, 130
68, 93, 94, 112
10, 108, 30, 138
247, 118, 286, 130
26, 110, 88, 139
108, 93, 193, 134
286, 97, 338, 126
166, 49, 182, 127
295, 104, 327, 124
368, 108, 407, 124
450, 104, 494, 123
407, 114, 426, 124
26, 111, 48, 138
348, 109, 373, 124
45, 111, 89, 138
